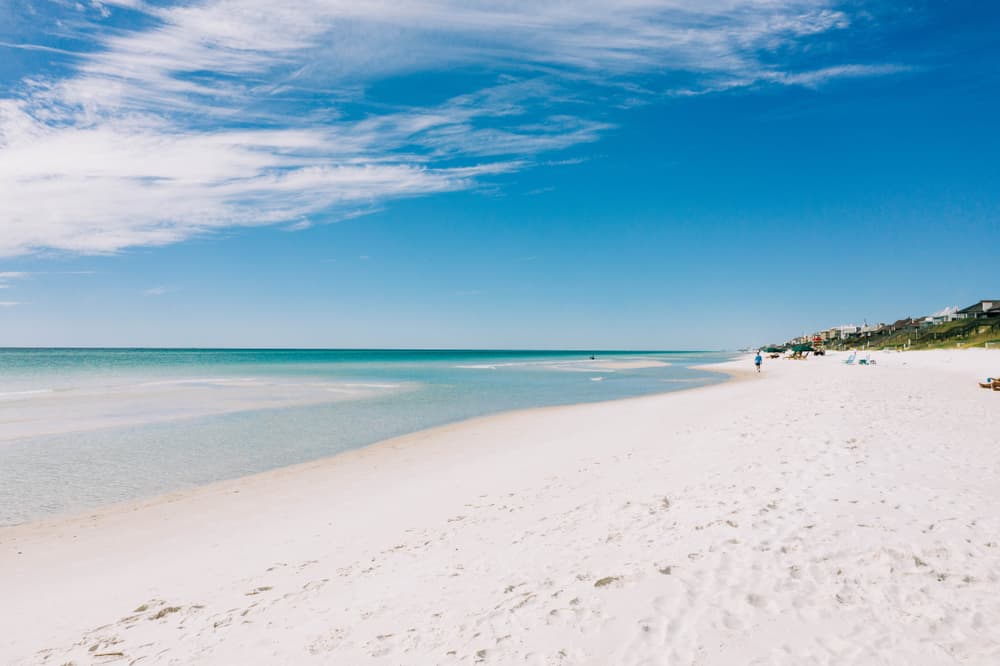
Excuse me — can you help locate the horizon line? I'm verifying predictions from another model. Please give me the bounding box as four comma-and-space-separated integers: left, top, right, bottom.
0, 346, 727, 353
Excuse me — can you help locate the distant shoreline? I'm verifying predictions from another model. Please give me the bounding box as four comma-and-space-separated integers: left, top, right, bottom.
0, 346, 723, 353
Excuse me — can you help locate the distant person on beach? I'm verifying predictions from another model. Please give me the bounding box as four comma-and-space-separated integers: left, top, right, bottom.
754, 351, 763, 372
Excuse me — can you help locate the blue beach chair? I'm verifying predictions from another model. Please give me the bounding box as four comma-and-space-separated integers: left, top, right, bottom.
844, 352, 856, 365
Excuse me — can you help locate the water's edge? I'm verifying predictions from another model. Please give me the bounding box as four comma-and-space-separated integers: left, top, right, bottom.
0, 350, 738, 525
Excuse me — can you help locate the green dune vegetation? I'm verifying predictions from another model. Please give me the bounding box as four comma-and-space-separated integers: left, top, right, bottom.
825, 317, 1000, 351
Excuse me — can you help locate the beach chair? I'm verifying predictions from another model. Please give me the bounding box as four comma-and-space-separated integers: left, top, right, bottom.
980, 378, 1000, 390
844, 352, 856, 365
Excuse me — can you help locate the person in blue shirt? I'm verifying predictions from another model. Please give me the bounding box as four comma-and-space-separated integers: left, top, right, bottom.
754, 351, 763, 372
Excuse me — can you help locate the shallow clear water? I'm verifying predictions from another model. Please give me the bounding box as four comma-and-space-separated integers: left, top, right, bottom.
0, 349, 733, 525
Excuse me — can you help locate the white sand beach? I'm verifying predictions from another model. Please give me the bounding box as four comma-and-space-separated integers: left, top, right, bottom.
3, 350, 1000, 664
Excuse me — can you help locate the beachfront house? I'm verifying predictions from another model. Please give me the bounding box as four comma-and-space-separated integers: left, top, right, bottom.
924, 306, 961, 325
828, 324, 860, 340
957, 300, 1000, 319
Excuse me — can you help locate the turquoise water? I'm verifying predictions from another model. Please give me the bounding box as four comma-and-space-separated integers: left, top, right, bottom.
0, 349, 733, 525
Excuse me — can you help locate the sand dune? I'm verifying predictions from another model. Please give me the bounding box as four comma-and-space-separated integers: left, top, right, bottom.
3, 349, 1000, 664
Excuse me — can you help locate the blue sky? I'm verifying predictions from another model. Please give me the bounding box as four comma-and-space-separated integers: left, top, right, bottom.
0, 0, 997, 348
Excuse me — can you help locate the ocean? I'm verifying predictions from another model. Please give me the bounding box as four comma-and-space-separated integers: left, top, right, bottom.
0, 348, 733, 525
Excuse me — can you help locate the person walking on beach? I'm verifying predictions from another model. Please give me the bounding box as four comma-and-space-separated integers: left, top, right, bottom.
754, 351, 763, 373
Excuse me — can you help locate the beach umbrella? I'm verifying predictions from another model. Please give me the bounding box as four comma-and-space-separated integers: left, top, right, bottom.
791, 343, 815, 352
763, 346, 784, 353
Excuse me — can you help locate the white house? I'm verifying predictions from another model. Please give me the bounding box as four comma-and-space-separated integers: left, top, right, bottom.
828, 324, 860, 340
924, 306, 960, 325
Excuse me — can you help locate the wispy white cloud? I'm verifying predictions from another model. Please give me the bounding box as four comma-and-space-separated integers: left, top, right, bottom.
0, 271, 27, 289
525, 186, 555, 195
143, 286, 175, 296
0, 301, 21, 307
763, 64, 914, 87
669, 63, 913, 96
0, 0, 907, 257
0, 269, 96, 289
0, 41, 83, 56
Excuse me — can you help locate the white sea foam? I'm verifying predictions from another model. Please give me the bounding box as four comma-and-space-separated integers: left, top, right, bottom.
0, 388, 55, 401
137, 377, 264, 387
456, 358, 671, 371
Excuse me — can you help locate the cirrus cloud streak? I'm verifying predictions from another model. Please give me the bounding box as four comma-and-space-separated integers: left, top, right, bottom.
0, 0, 908, 256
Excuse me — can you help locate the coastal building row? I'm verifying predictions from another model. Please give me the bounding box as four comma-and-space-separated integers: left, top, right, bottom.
772, 299, 1000, 349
